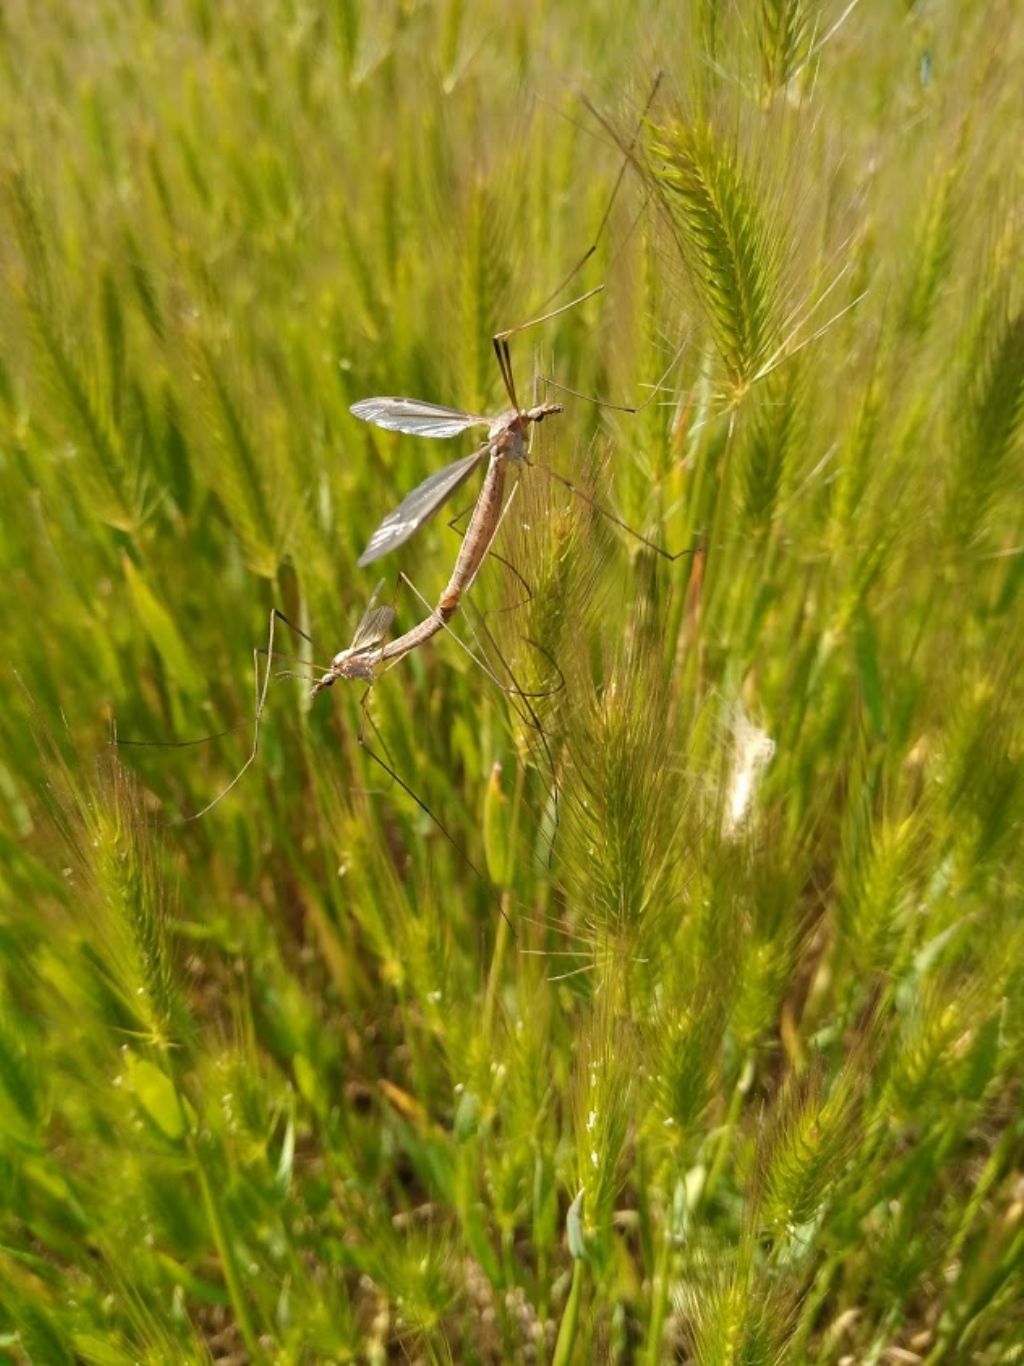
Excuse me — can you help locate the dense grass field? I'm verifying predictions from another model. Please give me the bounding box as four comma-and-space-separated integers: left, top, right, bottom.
2, 1, 1023, 1361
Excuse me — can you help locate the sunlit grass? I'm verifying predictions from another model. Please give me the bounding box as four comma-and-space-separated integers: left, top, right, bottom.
1, 1, 1023, 1361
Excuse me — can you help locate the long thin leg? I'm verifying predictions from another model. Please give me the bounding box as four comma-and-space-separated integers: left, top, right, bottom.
185, 606, 279, 821
446, 500, 477, 534
493, 289, 606, 409
495, 285, 605, 347
381, 497, 565, 863
579, 79, 659, 188
459, 598, 562, 869
387, 569, 562, 702
447, 499, 537, 609
539, 332, 688, 415
526, 459, 698, 563
355, 689, 478, 875
526, 72, 664, 315
270, 606, 317, 651
527, 331, 697, 562
355, 688, 515, 931
117, 609, 321, 819
365, 564, 561, 881
379, 482, 557, 700
114, 721, 252, 750
489, 75, 664, 411
478, 551, 536, 613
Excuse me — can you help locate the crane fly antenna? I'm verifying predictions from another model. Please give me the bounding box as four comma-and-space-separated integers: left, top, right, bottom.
493, 334, 520, 411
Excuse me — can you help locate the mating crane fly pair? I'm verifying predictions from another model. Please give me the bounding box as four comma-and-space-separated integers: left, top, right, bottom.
310, 287, 603, 695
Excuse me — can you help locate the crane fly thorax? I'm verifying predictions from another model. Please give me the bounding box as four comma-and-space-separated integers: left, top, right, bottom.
487, 409, 519, 440
311, 648, 379, 696
492, 426, 527, 462
487, 401, 563, 463
335, 647, 379, 681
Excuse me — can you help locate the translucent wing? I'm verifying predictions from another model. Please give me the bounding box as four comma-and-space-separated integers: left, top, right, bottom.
357, 448, 488, 567
349, 579, 397, 651
351, 397, 492, 439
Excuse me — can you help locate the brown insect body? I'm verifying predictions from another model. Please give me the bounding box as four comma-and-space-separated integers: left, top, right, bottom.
312, 398, 563, 696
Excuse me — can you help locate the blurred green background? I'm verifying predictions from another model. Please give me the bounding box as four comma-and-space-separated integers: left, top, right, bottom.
1, 1, 1023, 1361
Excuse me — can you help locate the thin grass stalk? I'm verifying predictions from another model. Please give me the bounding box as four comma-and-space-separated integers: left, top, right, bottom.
643, 1216, 674, 1365
551, 1258, 585, 1366
190, 1134, 261, 1359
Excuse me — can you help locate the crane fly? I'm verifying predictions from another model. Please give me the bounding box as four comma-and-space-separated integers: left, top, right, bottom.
349, 287, 610, 567
350, 290, 694, 572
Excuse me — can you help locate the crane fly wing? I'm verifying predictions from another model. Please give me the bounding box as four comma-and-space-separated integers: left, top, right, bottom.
349, 579, 396, 651
350, 397, 491, 439
357, 447, 488, 567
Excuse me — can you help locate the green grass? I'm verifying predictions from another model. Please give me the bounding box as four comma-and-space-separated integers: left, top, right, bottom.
1, 1, 1023, 1361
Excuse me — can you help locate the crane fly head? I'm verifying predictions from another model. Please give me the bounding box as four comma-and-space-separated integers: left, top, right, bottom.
310, 584, 395, 693
526, 401, 564, 424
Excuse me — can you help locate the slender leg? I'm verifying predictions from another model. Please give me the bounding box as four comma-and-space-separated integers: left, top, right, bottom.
353, 686, 520, 933
383, 478, 561, 702
497, 74, 664, 339
392, 569, 564, 703
382, 559, 565, 867
535, 74, 664, 311
489, 76, 665, 408
184, 606, 279, 821
269, 606, 317, 650
116, 608, 330, 819
447, 497, 538, 612
578, 74, 661, 195
537, 334, 688, 415
460, 601, 562, 870
495, 285, 606, 349
526, 459, 699, 564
